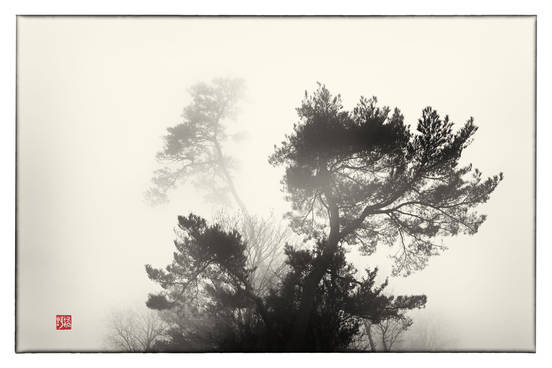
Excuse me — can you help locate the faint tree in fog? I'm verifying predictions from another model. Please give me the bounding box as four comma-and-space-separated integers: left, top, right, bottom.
145, 78, 246, 209
398, 313, 458, 351
268, 83, 503, 349
104, 309, 167, 352
145, 214, 426, 351
145, 78, 290, 293
374, 316, 412, 351
350, 316, 412, 351
213, 211, 291, 296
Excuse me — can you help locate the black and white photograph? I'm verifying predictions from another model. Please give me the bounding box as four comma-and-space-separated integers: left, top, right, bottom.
13, 14, 537, 355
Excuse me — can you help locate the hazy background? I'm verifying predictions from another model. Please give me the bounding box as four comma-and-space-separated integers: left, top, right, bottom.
16, 16, 534, 351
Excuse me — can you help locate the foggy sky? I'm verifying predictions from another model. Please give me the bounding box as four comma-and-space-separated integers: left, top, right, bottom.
17, 16, 535, 351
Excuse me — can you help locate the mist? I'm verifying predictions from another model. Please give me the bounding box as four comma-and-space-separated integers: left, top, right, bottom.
16, 16, 534, 352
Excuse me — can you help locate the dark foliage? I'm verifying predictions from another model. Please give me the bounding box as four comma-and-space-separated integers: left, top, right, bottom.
269, 83, 503, 275
144, 83, 502, 351
146, 214, 425, 351
268, 83, 502, 348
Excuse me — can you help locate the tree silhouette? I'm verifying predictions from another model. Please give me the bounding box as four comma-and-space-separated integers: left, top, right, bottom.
144, 79, 295, 350
144, 83, 502, 351
145, 78, 246, 209
145, 214, 426, 351
269, 83, 503, 349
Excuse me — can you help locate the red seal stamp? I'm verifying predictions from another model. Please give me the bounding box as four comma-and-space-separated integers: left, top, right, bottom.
56, 315, 72, 330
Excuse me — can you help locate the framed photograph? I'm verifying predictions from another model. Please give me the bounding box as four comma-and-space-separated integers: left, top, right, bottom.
15, 15, 535, 353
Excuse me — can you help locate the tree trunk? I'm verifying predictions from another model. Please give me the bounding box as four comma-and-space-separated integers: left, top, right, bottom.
212, 138, 248, 216
285, 253, 334, 350
381, 335, 389, 352
286, 184, 340, 351
366, 322, 376, 352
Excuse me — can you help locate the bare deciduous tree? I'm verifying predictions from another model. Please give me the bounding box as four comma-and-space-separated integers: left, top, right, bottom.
104, 309, 168, 352
350, 317, 412, 351
213, 210, 292, 295
375, 317, 413, 351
